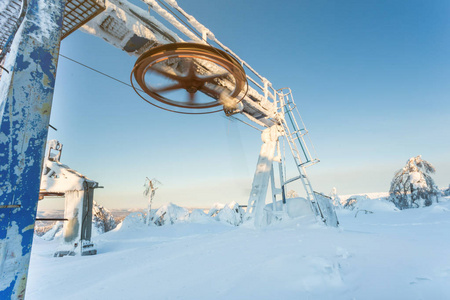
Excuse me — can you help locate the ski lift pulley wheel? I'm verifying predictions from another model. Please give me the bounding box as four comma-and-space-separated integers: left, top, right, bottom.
132, 42, 247, 112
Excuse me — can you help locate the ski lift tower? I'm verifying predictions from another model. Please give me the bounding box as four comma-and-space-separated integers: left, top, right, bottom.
0, 0, 337, 298
77, 0, 338, 227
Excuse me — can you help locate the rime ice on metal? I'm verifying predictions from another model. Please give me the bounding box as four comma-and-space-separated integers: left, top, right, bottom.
40, 140, 99, 256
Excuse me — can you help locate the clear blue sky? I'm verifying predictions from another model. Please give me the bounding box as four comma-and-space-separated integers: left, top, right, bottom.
40, 0, 450, 210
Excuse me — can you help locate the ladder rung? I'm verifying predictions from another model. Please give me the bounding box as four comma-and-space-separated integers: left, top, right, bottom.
289, 129, 308, 137
298, 160, 311, 167
299, 159, 320, 167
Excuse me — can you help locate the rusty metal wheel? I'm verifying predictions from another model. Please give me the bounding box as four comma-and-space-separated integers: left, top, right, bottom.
131, 43, 247, 114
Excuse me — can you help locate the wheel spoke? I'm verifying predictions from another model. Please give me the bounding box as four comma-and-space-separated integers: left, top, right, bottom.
151, 83, 183, 93
186, 59, 197, 79
151, 67, 182, 81
199, 84, 222, 99
188, 92, 196, 104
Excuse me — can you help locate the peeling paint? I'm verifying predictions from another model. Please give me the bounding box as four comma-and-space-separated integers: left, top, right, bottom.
0, 0, 65, 298
40, 102, 51, 115
21, 224, 34, 233
15, 274, 27, 300
42, 74, 49, 86
0, 223, 24, 291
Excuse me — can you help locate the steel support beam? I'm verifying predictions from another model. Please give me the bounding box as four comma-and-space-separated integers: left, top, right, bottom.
247, 126, 280, 227
0, 0, 65, 298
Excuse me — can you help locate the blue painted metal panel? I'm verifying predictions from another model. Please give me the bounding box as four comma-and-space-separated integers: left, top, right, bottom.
0, 0, 65, 298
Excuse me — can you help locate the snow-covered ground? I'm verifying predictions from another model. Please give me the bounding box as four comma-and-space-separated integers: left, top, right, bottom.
26, 197, 450, 299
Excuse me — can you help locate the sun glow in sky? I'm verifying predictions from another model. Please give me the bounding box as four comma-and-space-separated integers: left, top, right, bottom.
38, 0, 450, 210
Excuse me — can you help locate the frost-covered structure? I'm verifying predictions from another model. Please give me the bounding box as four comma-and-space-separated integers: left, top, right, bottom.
389, 155, 439, 209
259, 197, 316, 226
81, 0, 182, 57
40, 140, 99, 256
78, 0, 337, 228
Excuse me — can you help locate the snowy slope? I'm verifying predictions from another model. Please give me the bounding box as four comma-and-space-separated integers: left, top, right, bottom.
26, 198, 450, 299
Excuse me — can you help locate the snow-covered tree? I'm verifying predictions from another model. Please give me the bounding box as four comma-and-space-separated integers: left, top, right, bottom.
329, 187, 342, 208
143, 177, 161, 225
93, 201, 116, 234
341, 195, 369, 210
153, 203, 189, 226
389, 155, 439, 209
443, 184, 450, 196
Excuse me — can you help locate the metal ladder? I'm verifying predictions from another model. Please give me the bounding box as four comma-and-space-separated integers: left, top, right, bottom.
277, 88, 325, 220
0, 0, 27, 63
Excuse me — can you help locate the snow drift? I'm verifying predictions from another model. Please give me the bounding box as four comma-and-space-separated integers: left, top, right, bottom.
28, 196, 450, 299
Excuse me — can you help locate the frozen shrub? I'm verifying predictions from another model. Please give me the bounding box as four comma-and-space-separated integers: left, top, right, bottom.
153, 203, 189, 226
207, 203, 225, 218
41, 222, 64, 241
93, 201, 116, 235
443, 185, 450, 196
329, 187, 342, 208
342, 195, 369, 210
207, 202, 245, 226
216, 202, 245, 226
